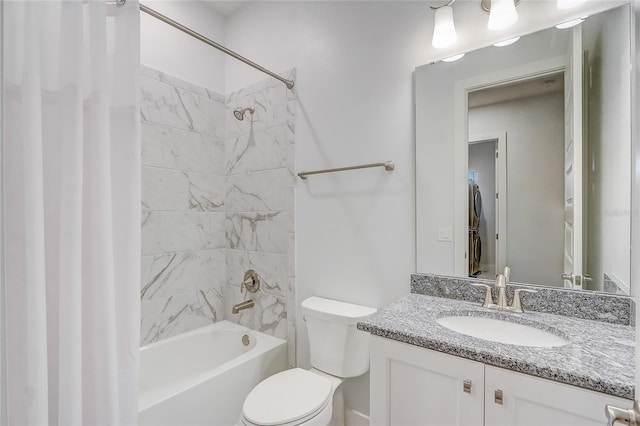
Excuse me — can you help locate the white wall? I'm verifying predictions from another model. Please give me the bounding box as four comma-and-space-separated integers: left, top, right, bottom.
225, 2, 424, 415
222, 0, 632, 417
140, 0, 226, 93
469, 92, 565, 287
583, 6, 632, 293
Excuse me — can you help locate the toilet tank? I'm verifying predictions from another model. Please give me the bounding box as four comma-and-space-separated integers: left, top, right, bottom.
301, 297, 377, 378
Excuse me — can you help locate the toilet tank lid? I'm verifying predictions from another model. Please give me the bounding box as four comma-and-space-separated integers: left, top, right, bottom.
301, 297, 377, 324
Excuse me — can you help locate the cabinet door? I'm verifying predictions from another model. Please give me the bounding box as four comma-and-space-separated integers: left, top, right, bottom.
485, 365, 632, 426
370, 336, 484, 426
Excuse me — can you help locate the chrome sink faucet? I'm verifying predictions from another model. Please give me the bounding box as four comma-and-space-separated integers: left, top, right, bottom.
472, 267, 537, 313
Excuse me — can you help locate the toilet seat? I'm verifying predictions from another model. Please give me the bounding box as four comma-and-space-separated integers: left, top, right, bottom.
241, 368, 333, 426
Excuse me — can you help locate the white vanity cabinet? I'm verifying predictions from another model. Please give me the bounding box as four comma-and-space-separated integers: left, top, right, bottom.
370, 336, 484, 426
370, 336, 631, 426
484, 365, 631, 426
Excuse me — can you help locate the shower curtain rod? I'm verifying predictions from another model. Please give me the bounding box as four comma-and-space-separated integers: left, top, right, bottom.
137, 3, 295, 89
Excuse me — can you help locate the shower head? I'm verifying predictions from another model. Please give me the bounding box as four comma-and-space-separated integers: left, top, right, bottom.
233, 106, 255, 121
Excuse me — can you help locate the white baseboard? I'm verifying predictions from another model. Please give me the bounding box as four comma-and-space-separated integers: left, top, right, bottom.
345, 407, 369, 426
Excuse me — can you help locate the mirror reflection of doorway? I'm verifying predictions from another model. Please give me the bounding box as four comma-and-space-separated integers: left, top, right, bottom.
468, 74, 565, 286
468, 140, 497, 279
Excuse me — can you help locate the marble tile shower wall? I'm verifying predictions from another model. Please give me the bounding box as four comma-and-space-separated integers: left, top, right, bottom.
224, 70, 297, 367
138, 66, 297, 366
140, 66, 227, 345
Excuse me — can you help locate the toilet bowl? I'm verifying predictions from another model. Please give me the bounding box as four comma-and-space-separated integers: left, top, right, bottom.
240, 368, 343, 426
239, 297, 377, 426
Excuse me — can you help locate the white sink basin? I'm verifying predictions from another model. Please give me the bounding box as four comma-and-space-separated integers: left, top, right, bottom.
436, 315, 569, 348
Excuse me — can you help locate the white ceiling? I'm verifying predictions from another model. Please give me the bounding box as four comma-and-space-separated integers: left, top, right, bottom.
203, 0, 249, 17
468, 72, 564, 108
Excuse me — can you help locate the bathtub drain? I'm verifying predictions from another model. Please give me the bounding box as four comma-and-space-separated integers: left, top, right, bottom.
242, 334, 250, 346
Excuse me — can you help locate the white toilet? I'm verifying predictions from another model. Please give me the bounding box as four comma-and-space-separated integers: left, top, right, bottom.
239, 296, 377, 426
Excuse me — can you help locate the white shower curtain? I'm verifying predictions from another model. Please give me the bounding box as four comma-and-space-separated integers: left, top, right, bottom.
3, 1, 140, 424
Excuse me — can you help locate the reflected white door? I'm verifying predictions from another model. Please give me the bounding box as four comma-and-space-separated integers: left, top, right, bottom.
562, 26, 584, 289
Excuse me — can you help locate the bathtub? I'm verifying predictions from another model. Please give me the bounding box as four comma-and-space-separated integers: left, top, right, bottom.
138, 320, 287, 426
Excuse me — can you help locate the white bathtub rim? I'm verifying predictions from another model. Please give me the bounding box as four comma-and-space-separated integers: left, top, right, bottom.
140, 320, 282, 351
139, 321, 286, 412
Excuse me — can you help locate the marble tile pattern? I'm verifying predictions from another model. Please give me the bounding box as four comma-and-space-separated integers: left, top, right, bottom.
223, 70, 297, 367
357, 293, 635, 400
139, 66, 297, 360
411, 273, 634, 326
140, 67, 227, 345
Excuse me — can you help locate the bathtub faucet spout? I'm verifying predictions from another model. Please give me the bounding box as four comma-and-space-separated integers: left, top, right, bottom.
232, 300, 255, 314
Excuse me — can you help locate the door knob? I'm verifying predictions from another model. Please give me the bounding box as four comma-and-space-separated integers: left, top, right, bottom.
605, 401, 640, 426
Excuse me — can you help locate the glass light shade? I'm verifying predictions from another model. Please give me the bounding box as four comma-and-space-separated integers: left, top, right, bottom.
555, 17, 586, 29
442, 53, 465, 62
432, 5, 457, 49
557, 0, 585, 9
493, 36, 520, 47
488, 0, 519, 31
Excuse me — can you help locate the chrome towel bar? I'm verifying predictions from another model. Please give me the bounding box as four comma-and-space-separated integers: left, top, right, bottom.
297, 161, 395, 179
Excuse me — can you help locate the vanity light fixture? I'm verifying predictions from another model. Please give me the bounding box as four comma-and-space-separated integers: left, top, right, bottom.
555, 16, 587, 29
431, 0, 523, 50
485, 0, 520, 31
493, 36, 520, 47
442, 53, 465, 62
431, 1, 457, 49
556, 0, 585, 9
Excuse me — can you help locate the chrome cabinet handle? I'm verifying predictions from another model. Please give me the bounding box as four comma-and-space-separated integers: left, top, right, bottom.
494, 389, 503, 405
605, 401, 640, 426
463, 379, 472, 393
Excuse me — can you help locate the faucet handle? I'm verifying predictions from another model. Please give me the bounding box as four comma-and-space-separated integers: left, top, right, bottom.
511, 289, 537, 313
503, 266, 511, 282
495, 274, 507, 288
241, 270, 260, 293
471, 283, 493, 307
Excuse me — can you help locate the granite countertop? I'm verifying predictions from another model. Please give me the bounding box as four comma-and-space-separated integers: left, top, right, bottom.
357, 293, 635, 400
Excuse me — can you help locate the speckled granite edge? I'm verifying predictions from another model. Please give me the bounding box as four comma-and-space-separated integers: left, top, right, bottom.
411, 273, 634, 326
358, 294, 635, 400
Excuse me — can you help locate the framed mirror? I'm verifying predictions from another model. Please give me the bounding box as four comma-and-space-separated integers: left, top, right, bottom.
416, 3, 633, 294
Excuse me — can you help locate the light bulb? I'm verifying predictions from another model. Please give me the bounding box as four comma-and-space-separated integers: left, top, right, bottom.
488, 0, 519, 31
432, 5, 457, 49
